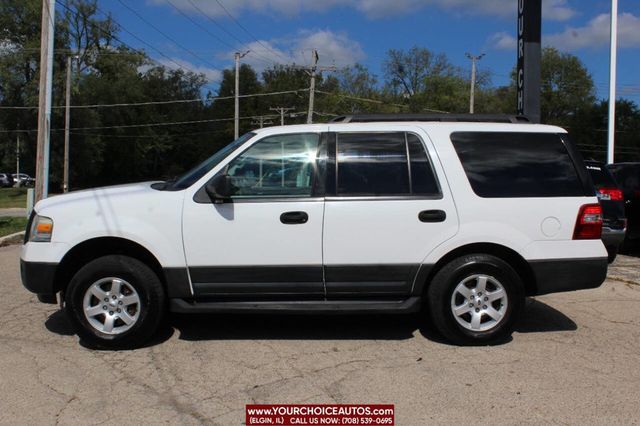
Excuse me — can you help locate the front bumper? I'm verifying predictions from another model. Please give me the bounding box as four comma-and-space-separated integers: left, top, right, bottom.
530, 257, 608, 296
20, 259, 58, 304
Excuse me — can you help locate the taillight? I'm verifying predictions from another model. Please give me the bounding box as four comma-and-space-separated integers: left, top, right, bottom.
597, 187, 623, 201
573, 204, 603, 240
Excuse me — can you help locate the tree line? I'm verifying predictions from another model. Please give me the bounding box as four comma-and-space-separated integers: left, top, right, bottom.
1, 0, 639, 190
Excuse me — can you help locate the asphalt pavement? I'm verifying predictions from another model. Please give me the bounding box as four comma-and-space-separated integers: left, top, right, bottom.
1, 244, 639, 425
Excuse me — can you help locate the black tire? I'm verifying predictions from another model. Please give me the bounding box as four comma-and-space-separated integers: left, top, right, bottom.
427, 254, 524, 345
64, 255, 166, 349
606, 247, 617, 264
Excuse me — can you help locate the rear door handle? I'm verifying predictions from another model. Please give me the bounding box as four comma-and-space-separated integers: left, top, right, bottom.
419, 210, 446, 223
280, 211, 309, 224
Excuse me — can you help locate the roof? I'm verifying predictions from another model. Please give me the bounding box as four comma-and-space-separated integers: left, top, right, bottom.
329, 114, 530, 124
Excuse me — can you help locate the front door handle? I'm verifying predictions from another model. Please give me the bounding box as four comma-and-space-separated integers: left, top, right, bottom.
419, 210, 446, 223
280, 211, 309, 224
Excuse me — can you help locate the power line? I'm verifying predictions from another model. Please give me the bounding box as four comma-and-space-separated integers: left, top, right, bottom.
313, 111, 339, 117
163, 0, 235, 50
0, 114, 291, 133
69, 130, 227, 139
57, 0, 222, 85
115, 0, 220, 71
183, 0, 276, 67
314, 90, 409, 110
316, 90, 453, 113
55, 0, 200, 79
213, 0, 289, 64
0, 89, 309, 110
184, 0, 249, 47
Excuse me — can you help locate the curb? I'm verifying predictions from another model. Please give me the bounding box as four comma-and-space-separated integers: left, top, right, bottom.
0, 231, 25, 247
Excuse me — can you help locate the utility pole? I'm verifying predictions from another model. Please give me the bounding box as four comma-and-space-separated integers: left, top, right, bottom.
251, 116, 275, 129
295, 50, 336, 124
270, 107, 295, 126
35, 0, 56, 202
307, 50, 319, 124
16, 135, 21, 188
607, 0, 618, 164
234, 51, 249, 139
63, 56, 76, 193
466, 53, 485, 114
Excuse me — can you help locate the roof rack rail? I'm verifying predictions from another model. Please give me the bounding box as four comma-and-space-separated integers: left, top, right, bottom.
329, 114, 531, 124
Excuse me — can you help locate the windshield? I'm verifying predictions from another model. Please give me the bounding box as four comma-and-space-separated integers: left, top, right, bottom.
167, 132, 255, 190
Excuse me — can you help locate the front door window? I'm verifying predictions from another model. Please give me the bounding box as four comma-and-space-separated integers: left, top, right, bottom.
225, 133, 320, 198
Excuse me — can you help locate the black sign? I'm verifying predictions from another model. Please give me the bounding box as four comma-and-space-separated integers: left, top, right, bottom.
517, 0, 542, 123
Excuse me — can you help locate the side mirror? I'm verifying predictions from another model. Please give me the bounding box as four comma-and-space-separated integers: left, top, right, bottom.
205, 174, 237, 203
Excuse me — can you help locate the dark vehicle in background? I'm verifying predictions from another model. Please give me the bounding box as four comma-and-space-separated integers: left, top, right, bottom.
12, 173, 35, 187
0, 173, 15, 188
585, 161, 626, 262
607, 163, 640, 248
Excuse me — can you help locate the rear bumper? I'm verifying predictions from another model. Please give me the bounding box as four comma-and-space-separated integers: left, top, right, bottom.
530, 257, 608, 296
20, 259, 58, 304
602, 226, 626, 249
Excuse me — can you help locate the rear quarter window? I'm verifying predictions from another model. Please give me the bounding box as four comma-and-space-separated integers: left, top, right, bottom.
451, 132, 586, 198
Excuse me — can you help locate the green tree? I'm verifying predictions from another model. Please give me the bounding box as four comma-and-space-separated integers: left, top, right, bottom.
1, 0, 215, 189
209, 64, 262, 138
541, 47, 595, 124
383, 46, 456, 98
570, 99, 640, 162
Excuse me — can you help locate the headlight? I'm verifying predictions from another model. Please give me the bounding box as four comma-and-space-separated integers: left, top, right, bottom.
29, 215, 54, 242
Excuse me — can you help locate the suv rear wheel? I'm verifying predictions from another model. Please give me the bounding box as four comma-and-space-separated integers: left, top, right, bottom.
427, 254, 524, 345
64, 255, 166, 349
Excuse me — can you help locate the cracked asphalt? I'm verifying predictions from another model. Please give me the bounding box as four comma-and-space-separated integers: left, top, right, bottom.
1, 244, 640, 425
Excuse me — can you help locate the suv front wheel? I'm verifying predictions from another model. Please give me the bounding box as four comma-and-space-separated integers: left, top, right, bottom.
427, 254, 524, 345
64, 255, 166, 349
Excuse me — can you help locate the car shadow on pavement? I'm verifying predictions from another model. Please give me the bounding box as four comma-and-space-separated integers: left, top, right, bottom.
620, 247, 640, 258
172, 313, 420, 341
45, 310, 75, 336
44, 309, 175, 350
171, 298, 577, 345
515, 298, 577, 333
43, 298, 577, 348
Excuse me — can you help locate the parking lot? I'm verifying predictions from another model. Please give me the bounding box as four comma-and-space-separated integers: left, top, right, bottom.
1, 244, 639, 425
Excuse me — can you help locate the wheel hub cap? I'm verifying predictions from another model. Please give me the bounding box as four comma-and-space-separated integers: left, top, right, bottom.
450, 274, 508, 332
82, 277, 141, 335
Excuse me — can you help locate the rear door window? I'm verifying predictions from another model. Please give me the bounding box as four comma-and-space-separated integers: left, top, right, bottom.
451, 132, 585, 198
336, 132, 440, 197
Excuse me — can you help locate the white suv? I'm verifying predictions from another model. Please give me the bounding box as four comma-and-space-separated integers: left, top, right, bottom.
21, 115, 608, 348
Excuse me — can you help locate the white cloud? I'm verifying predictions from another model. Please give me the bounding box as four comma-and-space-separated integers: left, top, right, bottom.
488, 12, 640, 52
157, 57, 223, 82
222, 29, 366, 71
149, 0, 575, 21
546, 13, 640, 50
356, 0, 574, 20
147, 0, 344, 18
487, 32, 517, 51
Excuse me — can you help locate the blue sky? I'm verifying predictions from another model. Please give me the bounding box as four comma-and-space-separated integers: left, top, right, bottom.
99, 0, 640, 103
